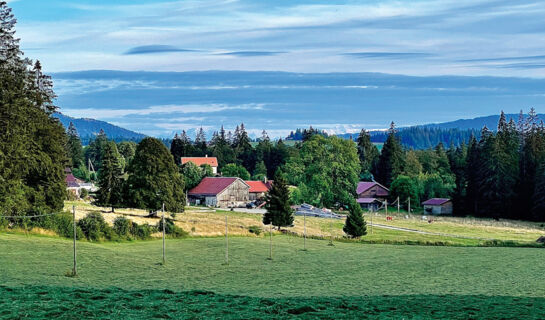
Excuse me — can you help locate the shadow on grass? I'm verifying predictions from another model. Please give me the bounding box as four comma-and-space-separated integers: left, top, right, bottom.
1, 285, 544, 319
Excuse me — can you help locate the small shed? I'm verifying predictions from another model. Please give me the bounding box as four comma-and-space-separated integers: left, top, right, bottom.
422, 198, 453, 215
357, 198, 382, 212
245, 180, 271, 201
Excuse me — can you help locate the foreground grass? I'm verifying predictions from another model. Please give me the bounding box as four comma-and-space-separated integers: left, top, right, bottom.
2, 233, 545, 318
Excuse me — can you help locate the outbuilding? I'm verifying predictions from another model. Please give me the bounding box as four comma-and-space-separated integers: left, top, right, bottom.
188, 177, 250, 208
422, 198, 453, 215
245, 180, 272, 201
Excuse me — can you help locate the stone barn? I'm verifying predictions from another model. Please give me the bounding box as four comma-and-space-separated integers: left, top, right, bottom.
422, 198, 453, 215
188, 177, 250, 208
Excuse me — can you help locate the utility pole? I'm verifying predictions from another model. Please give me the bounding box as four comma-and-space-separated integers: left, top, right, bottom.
162, 203, 166, 265
268, 223, 273, 260
303, 210, 307, 251
385, 199, 388, 215
397, 197, 400, 213
225, 215, 229, 265
408, 197, 411, 215
72, 205, 77, 276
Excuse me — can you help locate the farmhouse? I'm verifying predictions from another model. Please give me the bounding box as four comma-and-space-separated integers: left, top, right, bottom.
65, 168, 96, 197
356, 181, 389, 211
188, 177, 250, 208
181, 155, 218, 174
245, 180, 272, 201
422, 198, 453, 215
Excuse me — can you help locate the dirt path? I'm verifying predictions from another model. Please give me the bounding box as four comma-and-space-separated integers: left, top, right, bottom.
370, 223, 496, 240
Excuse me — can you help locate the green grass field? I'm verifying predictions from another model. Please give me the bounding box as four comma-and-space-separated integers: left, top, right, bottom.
1, 233, 544, 319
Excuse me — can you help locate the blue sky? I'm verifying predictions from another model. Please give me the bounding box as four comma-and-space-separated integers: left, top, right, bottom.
8, 0, 545, 136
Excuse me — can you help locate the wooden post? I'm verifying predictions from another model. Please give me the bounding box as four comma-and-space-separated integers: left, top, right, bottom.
385, 199, 388, 215
370, 209, 373, 234
408, 197, 411, 214
303, 210, 307, 251
397, 197, 400, 213
162, 203, 165, 265
72, 205, 77, 276
268, 223, 272, 260
328, 210, 334, 246
225, 215, 229, 264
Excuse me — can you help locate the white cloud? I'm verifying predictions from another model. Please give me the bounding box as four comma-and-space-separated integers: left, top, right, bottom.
61, 103, 265, 119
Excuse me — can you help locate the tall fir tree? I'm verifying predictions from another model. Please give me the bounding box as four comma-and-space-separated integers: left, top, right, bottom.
356, 128, 379, 180
375, 122, 405, 187
96, 142, 124, 212
194, 127, 207, 156
0, 1, 67, 216
66, 122, 84, 168
263, 172, 294, 229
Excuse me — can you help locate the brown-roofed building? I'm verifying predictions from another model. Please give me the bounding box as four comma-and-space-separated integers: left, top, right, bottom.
356, 181, 389, 211
245, 180, 272, 201
422, 198, 452, 215
188, 177, 249, 208
181, 155, 218, 174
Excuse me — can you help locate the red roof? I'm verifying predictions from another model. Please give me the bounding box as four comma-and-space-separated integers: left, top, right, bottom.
188, 177, 246, 196
181, 157, 218, 167
422, 198, 451, 206
245, 181, 271, 193
357, 181, 389, 196
65, 174, 81, 188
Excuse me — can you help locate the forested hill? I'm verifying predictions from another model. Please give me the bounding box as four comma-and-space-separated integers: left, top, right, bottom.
53, 113, 146, 145
420, 113, 545, 130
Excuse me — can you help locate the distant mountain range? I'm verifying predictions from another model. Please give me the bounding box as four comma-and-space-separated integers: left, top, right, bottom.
55, 111, 541, 149
53, 113, 146, 144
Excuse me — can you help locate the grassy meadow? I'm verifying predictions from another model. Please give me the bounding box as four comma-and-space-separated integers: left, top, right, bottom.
1, 233, 545, 319
62, 201, 545, 247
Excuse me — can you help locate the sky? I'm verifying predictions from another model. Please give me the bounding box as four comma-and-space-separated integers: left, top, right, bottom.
8, 0, 545, 137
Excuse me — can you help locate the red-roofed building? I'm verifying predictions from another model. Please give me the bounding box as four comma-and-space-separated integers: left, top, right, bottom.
245, 180, 272, 200
356, 181, 389, 211
181, 155, 218, 174
422, 198, 452, 215
188, 177, 249, 207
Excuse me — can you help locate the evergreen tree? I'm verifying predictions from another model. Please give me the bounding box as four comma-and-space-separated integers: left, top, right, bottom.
268, 138, 289, 178
96, 142, 124, 212
465, 135, 479, 215
233, 123, 255, 172
356, 128, 379, 179
66, 122, 84, 168
212, 125, 236, 169
126, 137, 186, 212
0, 2, 67, 217
194, 127, 207, 156
343, 199, 367, 238
253, 160, 268, 180
263, 172, 294, 229
375, 122, 405, 186
85, 129, 109, 172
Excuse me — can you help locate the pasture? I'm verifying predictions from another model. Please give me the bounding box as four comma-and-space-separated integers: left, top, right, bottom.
1, 233, 545, 318
63, 201, 545, 247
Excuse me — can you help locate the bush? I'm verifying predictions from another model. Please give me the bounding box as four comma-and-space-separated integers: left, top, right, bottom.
132, 222, 154, 240
157, 218, 188, 238
77, 212, 113, 241
248, 225, 262, 235
113, 216, 132, 237
80, 188, 89, 199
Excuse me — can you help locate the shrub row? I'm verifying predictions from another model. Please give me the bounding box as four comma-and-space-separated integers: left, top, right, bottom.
1, 211, 188, 242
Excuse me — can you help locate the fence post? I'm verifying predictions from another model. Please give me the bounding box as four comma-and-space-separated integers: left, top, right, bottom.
225, 215, 229, 265
72, 205, 77, 276
408, 197, 411, 214
303, 210, 307, 251
268, 223, 272, 260
397, 197, 400, 213
385, 199, 388, 215
162, 203, 165, 265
